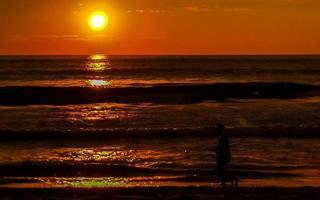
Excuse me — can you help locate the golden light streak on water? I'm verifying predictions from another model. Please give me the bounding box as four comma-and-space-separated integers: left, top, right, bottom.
86, 54, 110, 71
87, 80, 112, 87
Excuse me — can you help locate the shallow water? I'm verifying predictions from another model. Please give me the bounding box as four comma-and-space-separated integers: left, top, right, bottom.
1, 137, 320, 188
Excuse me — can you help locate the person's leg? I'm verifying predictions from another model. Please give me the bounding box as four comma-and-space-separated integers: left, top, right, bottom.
217, 163, 226, 186
220, 167, 227, 186
218, 162, 229, 186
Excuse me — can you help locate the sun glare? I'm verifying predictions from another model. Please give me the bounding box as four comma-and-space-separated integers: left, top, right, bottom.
88, 11, 108, 31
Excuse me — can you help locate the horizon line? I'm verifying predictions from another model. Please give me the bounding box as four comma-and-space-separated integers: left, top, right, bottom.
1, 54, 320, 57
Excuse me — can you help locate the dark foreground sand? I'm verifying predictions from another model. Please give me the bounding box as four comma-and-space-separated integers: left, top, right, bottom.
1, 187, 320, 200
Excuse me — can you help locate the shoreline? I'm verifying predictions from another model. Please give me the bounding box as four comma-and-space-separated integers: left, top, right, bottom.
1, 186, 320, 199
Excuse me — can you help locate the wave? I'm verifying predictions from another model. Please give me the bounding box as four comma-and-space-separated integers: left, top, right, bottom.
0, 162, 173, 178
0, 127, 319, 141
0, 161, 302, 178
0, 82, 319, 105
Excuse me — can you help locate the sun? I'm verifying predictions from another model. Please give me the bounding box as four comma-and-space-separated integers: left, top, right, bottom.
88, 11, 108, 31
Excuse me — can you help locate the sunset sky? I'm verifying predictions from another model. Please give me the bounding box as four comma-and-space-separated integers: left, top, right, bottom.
0, 0, 320, 55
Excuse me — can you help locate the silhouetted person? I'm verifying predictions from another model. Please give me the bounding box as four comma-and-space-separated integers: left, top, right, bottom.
215, 123, 231, 186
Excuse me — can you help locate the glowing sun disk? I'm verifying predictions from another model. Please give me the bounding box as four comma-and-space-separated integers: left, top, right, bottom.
88, 11, 108, 31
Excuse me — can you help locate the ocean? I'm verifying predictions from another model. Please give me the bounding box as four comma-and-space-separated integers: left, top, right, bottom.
0, 55, 320, 188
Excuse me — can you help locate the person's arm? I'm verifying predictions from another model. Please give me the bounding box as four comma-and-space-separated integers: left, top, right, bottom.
215, 137, 221, 153
226, 137, 231, 162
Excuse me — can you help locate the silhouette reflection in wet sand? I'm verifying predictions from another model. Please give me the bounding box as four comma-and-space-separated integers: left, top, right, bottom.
215, 123, 238, 186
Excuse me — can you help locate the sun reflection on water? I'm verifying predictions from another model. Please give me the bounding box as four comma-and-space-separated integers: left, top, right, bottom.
65, 104, 133, 127
55, 177, 127, 188
86, 54, 112, 87
52, 147, 182, 167
90, 54, 107, 60
87, 79, 112, 87
86, 54, 110, 71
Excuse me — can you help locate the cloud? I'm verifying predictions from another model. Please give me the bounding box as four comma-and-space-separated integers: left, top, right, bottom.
8, 34, 106, 42
184, 6, 211, 12
35, 35, 80, 39
127, 9, 170, 14
183, 4, 253, 13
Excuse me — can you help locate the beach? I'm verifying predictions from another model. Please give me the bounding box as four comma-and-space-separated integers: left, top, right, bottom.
1, 187, 320, 200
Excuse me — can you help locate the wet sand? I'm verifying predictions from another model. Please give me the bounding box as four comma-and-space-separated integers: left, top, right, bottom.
1, 187, 320, 200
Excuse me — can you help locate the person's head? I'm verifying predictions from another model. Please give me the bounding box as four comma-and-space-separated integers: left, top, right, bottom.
216, 123, 225, 135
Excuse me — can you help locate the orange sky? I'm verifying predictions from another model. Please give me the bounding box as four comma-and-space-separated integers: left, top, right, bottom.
0, 0, 320, 55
